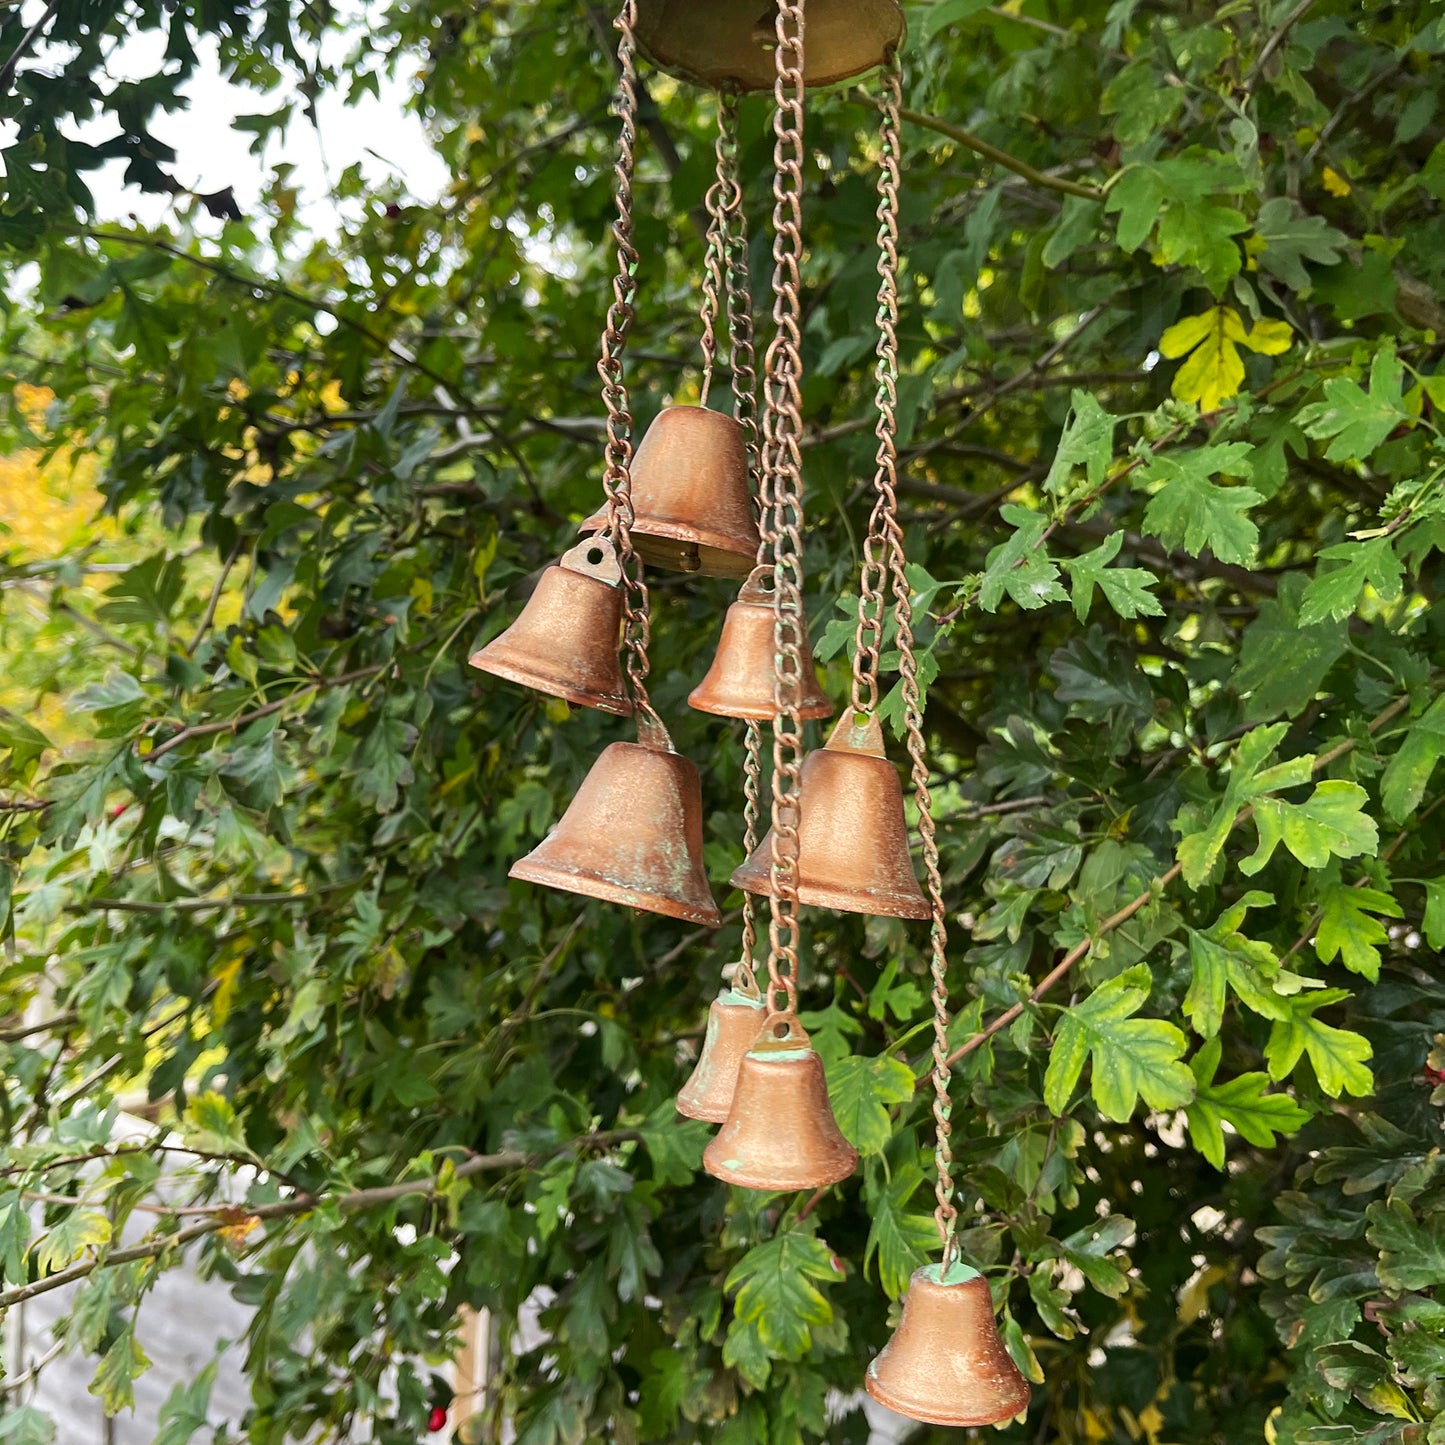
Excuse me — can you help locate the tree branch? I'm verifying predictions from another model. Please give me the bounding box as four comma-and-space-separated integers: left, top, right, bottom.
942, 691, 1414, 1069
0, 0, 62, 93
0, 1130, 642, 1309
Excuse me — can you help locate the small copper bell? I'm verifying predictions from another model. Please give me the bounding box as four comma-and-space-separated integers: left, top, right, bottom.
634, 0, 905, 93
703, 1012, 858, 1191
469, 537, 631, 716
677, 967, 766, 1122
509, 727, 721, 926
580, 407, 759, 579
866, 1264, 1031, 1428
730, 711, 929, 920
688, 567, 833, 721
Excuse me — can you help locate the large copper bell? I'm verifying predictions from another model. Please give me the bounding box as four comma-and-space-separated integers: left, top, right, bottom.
866, 1264, 1031, 1427
635, 0, 905, 93
677, 969, 766, 1122
688, 566, 833, 721
509, 726, 721, 925
703, 1012, 857, 1191
580, 407, 758, 578
730, 711, 929, 919
469, 537, 630, 716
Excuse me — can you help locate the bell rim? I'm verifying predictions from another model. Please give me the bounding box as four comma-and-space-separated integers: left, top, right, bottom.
686, 685, 835, 722
730, 866, 933, 921
634, 0, 906, 93
509, 857, 721, 927
579, 520, 760, 579
674, 1093, 732, 1124
700, 1143, 859, 1193
469, 650, 633, 718
863, 1371, 1031, 1429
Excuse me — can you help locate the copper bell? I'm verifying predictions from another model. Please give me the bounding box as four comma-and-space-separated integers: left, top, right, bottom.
677, 968, 766, 1122
469, 537, 631, 716
866, 1264, 1031, 1428
688, 566, 833, 721
703, 1012, 858, 1191
634, 0, 905, 93
581, 407, 759, 578
730, 711, 929, 920
509, 727, 721, 926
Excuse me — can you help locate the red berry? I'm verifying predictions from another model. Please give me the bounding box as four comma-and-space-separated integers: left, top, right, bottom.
427, 1405, 447, 1432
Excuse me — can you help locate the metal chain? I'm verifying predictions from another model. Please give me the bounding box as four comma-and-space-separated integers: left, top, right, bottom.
698, 101, 731, 410
870, 56, 958, 1266
761, 0, 808, 1021
718, 93, 763, 497
596, 0, 665, 741
736, 720, 763, 995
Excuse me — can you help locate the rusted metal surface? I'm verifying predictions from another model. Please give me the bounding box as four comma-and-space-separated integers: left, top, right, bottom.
731, 711, 929, 920
866, 1266, 1031, 1428
676, 987, 766, 1122
582, 406, 759, 578
470, 538, 631, 716
689, 566, 832, 721
509, 740, 721, 925
703, 1014, 858, 1191
633, 0, 904, 93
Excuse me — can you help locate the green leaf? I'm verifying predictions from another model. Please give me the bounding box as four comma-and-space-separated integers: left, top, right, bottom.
1141, 444, 1262, 566
1044, 390, 1115, 496
1186, 1038, 1311, 1168
827, 1052, 914, 1156
1424, 879, 1445, 950
1313, 884, 1403, 982
1254, 197, 1348, 292
865, 1167, 941, 1299
89, 1327, 152, 1415
922, 0, 993, 38
1367, 1199, 1445, 1291
1265, 991, 1374, 1098
978, 505, 1068, 613
1043, 964, 1195, 1122
1105, 151, 1249, 293
34, 1208, 112, 1275
182, 1089, 249, 1154
1241, 781, 1378, 874
1175, 724, 1313, 887
1295, 345, 1409, 462
725, 1234, 840, 1361
1184, 892, 1300, 1036
1233, 575, 1348, 720
1298, 537, 1404, 625
155, 1362, 217, 1445
1380, 695, 1445, 823
1060, 533, 1163, 623
1058, 1214, 1135, 1297
0, 1408, 56, 1445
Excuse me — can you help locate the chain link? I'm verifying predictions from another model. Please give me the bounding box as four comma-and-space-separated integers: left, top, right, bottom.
736, 719, 763, 995
596, 0, 666, 742
698, 102, 731, 410
868, 57, 958, 1265
761, 0, 808, 1021
718, 93, 763, 505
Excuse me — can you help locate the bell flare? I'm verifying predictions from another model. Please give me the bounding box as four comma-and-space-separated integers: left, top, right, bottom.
509, 741, 721, 926
635, 0, 905, 93
866, 1266, 1031, 1428
469, 540, 631, 716
688, 570, 833, 721
729, 712, 929, 920
703, 1044, 857, 1191
676, 990, 767, 1122
581, 407, 759, 579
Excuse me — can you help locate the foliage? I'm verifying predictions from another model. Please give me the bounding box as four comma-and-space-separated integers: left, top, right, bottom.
2, 0, 1445, 1442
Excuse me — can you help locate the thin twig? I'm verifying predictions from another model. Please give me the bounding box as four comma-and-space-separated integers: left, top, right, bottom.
0, 0, 61, 92
0, 1130, 641, 1309
187, 537, 245, 656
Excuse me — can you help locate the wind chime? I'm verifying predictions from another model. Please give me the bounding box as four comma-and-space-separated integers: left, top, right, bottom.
470, 0, 1032, 1426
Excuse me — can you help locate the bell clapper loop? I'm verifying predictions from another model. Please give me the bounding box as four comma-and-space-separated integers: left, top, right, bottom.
559, 535, 623, 586
751, 1008, 811, 1053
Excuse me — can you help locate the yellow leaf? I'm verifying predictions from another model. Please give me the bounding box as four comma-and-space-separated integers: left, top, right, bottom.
1158, 311, 1217, 359
1322, 166, 1351, 196
1165, 307, 1245, 413
1239, 316, 1294, 355
212, 952, 243, 1025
